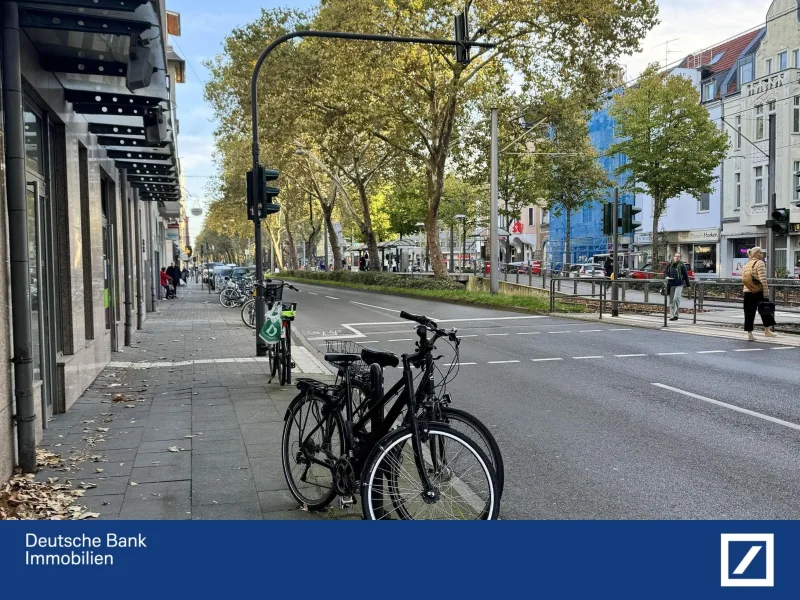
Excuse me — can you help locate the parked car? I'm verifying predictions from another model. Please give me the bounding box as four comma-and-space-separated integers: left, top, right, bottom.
213, 267, 233, 291
628, 261, 695, 281
502, 261, 543, 275
202, 262, 224, 283
569, 263, 606, 278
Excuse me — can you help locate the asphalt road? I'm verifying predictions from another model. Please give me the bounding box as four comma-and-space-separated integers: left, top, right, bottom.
288, 282, 800, 519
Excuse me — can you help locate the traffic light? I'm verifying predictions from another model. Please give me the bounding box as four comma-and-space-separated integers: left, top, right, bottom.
602, 203, 614, 236
454, 11, 470, 65
246, 165, 281, 221
771, 208, 790, 235
621, 203, 642, 234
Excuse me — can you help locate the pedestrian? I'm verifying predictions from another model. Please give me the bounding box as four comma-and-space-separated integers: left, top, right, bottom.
359, 255, 366, 271
166, 263, 180, 294
159, 267, 173, 299
181, 265, 189, 283
663, 252, 691, 321
603, 256, 613, 291
742, 246, 777, 341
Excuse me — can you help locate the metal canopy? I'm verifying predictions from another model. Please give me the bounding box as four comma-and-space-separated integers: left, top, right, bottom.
40, 54, 127, 77
73, 103, 152, 116
95, 135, 168, 148
115, 162, 175, 174
64, 89, 161, 107
89, 123, 146, 136
21, 0, 150, 11
128, 176, 177, 184
19, 7, 151, 36
107, 150, 173, 162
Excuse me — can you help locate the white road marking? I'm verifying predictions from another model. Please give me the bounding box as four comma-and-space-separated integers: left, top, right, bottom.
770, 346, 795, 350
325, 296, 340, 300
548, 331, 571, 334
307, 292, 318, 295
486, 333, 510, 337
573, 356, 604, 360
516, 332, 541, 335
349, 301, 400, 312
734, 348, 764, 352
697, 350, 726, 354
615, 354, 647, 358
388, 339, 413, 342
579, 329, 604, 333
610, 328, 633, 332
652, 383, 800, 432
459, 334, 479, 338
488, 360, 520, 364
531, 358, 563, 362
657, 352, 688, 356
449, 362, 477, 366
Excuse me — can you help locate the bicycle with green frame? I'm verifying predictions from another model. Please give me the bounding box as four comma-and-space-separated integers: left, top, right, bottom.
242, 280, 299, 386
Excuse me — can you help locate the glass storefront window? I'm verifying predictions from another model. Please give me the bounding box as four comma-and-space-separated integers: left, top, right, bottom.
26, 185, 41, 381
24, 110, 43, 174
731, 238, 756, 277
794, 250, 800, 279
693, 245, 717, 274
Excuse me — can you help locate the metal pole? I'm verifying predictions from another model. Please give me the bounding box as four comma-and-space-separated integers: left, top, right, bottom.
133, 190, 144, 329
611, 187, 620, 317
449, 221, 454, 273
462, 225, 466, 272
3, 1, 36, 472
490, 107, 499, 294
767, 112, 776, 302
323, 222, 328, 270
119, 171, 133, 346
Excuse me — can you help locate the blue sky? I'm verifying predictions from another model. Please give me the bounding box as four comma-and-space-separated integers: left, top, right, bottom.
170, 0, 774, 244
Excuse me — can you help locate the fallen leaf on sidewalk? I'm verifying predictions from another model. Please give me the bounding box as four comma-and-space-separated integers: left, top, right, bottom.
95, 468, 104, 473
129, 482, 137, 486
167, 446, 180, 452
82, 420, 95, 424
112, 394, 125, 402
108, 383, 122, 388
95, 427, 109, 433
125, 405, 135, 408
77, 512, 100, 520
79, 482, 97, 490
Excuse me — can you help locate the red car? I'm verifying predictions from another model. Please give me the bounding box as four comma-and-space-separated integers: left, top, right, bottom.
629, 262, 695, 280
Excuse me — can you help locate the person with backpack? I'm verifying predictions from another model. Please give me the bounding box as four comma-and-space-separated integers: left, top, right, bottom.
741, 246, 777, 341
663, 252, 691, 321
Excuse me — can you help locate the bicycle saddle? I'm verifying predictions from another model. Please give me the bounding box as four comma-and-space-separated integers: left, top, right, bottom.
361, 348, 400, 369
323, 353, 361, 364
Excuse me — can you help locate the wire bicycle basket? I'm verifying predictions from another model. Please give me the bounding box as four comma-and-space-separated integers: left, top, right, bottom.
262, 280, 284, 304
324, 340, 368, 376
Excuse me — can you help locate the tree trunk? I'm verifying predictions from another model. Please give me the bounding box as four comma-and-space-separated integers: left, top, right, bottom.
651, 194, 660, 264
425, 164, 446, 277
320, 204, 343, 270
354, 179, 379, 270
565, 208, 571, 269
284, 224, 298, 270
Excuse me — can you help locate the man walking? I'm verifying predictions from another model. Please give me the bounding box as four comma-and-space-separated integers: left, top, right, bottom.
603, 255, 613, 292
664, 252, 691, 321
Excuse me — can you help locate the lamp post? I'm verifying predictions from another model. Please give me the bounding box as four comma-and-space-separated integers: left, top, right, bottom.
455, 214, 466, 272
416, 222, 426, 272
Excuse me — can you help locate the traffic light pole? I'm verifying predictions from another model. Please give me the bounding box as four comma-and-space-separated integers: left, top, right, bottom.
611, 187, 620, 317
249, 30, 494, 356
767, 113, 776, 302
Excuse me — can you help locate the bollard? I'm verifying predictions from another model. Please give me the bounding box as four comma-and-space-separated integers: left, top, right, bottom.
644, 280, 649, 303
573, 279, 578, 295
591, 281, 596, 298
693, 282, 698, 324
528, 268, 532, 287
516, 269, 519, 284
664, 285, 668, 327
621, 282, 627, 302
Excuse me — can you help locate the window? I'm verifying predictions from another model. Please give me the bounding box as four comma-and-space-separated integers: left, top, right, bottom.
793, 49, 800, 68
698, 192, 710, 212
794, 96, 800, 133
767, 58, 773, 75
754, 166, 764, 204
735, 116, 742, 149
794, 161, 800, 202
755, 105, 765, 140
528, 207, 534, 226
692, 245, 717, 275
702, 81, 715, 101
740, 56, 754, 84
735, 173, 741, 209
78, 144, 94, 341
778, 51, 788, 71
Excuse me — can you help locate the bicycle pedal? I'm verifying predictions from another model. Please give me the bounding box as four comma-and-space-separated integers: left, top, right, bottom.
339, 496, 356, 510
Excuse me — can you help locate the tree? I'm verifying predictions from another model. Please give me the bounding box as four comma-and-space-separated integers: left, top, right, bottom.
544, 112, 612, 266
315, 0, 658, 276
608, 64, 729, 263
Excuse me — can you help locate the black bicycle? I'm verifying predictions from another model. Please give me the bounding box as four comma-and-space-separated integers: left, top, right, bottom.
282, 311, 500, 520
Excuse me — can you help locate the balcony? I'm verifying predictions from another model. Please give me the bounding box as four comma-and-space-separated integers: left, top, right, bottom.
742, 68, 799, 98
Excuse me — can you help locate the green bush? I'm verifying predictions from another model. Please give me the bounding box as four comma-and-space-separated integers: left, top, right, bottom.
283, 270, 465, 291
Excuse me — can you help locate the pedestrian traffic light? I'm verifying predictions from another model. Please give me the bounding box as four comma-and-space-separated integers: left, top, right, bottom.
602, 203, 614, 236
454, 12, 470, 65
246, 165, 281, 221
621, 203, 642, 234
771, 208, 790, 235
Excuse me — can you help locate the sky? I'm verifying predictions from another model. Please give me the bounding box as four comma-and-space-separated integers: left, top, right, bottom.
170, 0, 776, 245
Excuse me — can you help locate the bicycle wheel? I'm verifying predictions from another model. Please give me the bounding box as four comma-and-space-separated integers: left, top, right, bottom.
282, 393, 343, 510
281, 325, 292, 386
241, 299, 256, 328
271, 338, 283, 380
361, 424, 499, 520
219, 289, 236, 308
437, 407, 504, 497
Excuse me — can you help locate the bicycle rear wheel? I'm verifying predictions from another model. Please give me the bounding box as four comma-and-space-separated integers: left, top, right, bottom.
241, 299, 256, 328
361, 424, 499, 520
281, 326, 292, 386
271, 338, 284, 380
282, 393, 343, 510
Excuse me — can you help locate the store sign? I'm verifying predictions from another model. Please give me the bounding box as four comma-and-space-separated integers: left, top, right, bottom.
166, 224, 180, 242
790, 223, 800, 233
677, 229, 720, 243
634, 233, 652, 245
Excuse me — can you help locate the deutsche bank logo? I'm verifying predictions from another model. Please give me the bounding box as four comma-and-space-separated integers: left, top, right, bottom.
720, 534, 774, 587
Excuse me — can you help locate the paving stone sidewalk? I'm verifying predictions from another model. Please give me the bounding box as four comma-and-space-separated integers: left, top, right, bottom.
36, 282, 348, 520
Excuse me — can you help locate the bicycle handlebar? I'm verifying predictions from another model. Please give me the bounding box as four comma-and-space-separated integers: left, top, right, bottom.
400, 311, 434, 327
401, 311, 459, 346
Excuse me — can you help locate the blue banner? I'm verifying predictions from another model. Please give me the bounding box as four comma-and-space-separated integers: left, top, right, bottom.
1, 521, 797, 598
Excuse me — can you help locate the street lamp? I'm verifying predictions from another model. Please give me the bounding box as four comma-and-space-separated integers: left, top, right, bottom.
416, 222, 426, 272
455, 214, 467, 272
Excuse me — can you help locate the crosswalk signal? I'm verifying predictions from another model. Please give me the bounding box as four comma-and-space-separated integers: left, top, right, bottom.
771, 208, 790, 235
247, 165, 281, 221
621, 203, 642, 234
454, 12, 470, 65
602, 203, 614, 236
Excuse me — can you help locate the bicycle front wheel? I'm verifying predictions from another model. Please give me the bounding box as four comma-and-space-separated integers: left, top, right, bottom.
241, 299, 257, 328
271, 338, 283, 379
361, 424, 499, 520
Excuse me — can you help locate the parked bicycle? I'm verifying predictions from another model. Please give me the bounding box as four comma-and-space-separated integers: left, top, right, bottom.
282, 311, 501, 520
219, 275, 256, 308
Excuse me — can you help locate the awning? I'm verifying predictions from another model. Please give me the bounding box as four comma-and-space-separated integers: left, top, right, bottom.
510, 234, 537, 247
20, 0, 180, 204
470, 227, 510, 238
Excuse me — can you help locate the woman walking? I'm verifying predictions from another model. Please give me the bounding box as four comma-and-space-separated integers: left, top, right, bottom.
742, 247, 777, 341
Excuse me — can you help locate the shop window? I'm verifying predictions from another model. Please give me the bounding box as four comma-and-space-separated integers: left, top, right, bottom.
693, 245, 717, 274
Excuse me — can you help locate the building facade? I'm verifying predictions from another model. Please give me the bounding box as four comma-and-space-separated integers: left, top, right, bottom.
0, 1, 184, 482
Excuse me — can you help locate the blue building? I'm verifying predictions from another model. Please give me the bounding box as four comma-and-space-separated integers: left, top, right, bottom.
546, 100, 636, 269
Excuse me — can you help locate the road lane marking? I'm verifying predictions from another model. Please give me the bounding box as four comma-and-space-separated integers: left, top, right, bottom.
460, 335, 479, 338
531, 358, 563, 362
388, 339, 413, 342
615, 354, 647, 358
657, 352, 688, 356
770, 347, 795, 350
488, 360, 520, 364
486, 333, 510, 336
548, 331, 571, 334
579, 329, 604, 333
573, 356, 604, 360
307, 292, 318, 296
325, 296, 340, 300
349, 301, 400, 312
516, 332, 541, 335
734, 348, 764, 352
449, 362, 477, 366
697, 350, 726, 354
611, 328, 633, 332
652, 383, 800, 433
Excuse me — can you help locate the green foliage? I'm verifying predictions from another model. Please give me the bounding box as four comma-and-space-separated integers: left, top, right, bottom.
608, 65, 730, 262
284, 269, 465, 291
